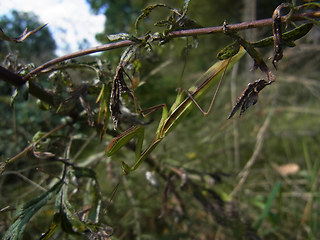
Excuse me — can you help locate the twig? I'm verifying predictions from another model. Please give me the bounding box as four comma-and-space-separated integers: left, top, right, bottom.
123, 177, 141, 239
230, 62, 240, 168
22, 11, 320, 81
3, 123, 67, 169
3, 170, 47, 192
230, 108, 274, 197
0, 24, 47, 43
71, 131, 97, 162
1, 11, 318, 107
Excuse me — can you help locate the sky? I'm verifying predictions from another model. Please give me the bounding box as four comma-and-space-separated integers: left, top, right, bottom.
0, 0, 106, 56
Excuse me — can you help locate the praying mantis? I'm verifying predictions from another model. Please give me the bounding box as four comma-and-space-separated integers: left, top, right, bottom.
105, 20, 314, 175
106, 47, 246, 175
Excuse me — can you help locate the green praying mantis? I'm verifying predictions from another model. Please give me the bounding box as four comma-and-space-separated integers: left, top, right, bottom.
106, 47, 245, 175
105, 22, 314, 175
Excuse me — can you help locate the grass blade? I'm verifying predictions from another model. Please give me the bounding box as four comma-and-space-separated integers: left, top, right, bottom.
255, 181, 281, 230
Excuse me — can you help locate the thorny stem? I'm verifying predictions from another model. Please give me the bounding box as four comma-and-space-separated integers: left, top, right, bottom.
22, 11, 319, 81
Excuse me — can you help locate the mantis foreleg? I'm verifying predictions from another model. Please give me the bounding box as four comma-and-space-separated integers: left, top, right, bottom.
106, 107, 166, 175
106, 49, 246, 174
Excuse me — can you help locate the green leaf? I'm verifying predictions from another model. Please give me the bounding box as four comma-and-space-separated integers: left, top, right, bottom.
107, 33, 140, 42
254, 181, 281, 230
10, 88, 18, 106
252, 23, 313, 48
36, 99, 51, 111
135, 4, 173, 30
87, 186, 102, 223
71, 166, 101, 223
63, 200, 88, 233
3, 180, 63, 240
96, 83, 111, 139
39, 222, 58, 240
216, 41, 240, 60
41, 167, 100, 239
39, 215, 59, 240
10, 82, 29, 106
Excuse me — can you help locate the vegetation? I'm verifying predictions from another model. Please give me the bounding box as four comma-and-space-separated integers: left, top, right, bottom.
0, 0, 320, 239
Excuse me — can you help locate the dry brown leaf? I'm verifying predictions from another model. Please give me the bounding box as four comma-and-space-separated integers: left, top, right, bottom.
274, 163, 300, 176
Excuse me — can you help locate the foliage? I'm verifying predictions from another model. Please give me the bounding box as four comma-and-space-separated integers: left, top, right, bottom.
1, 1, 320, 240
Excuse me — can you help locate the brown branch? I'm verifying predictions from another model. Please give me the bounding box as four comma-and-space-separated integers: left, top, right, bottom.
22, 11, 320, 81
0, 66, 55, 105
1, 11, 318, 105
0, 66, 25, 86
28, 82, 55, 105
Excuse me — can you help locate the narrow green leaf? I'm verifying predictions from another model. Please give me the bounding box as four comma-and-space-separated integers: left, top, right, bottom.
252, 23, 313, 48
216, 42, 240, 60
255, 181, 281, 230
96, 83, 111, 139
135, 4, 173, 30
87, 182, 102, 223
71, 166, 101, 223
10, 88, 18, 106
39, 222, 58, 240
63, 200, 88, 233
3, 180, 63, 240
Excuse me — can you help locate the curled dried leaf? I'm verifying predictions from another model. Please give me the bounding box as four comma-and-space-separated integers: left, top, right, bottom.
272, 9, 283, 69
228, 79, 272, 119
79, 95, 94, 127
30, 149, 71, 165
272, 3, 291, 69
110, 66, 134, 129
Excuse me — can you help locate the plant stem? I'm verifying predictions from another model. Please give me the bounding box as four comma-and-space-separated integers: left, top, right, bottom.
5, 123, 67, 165
23, 11, 320, 80
1, 11, 319, 106
0, 66, 55, 105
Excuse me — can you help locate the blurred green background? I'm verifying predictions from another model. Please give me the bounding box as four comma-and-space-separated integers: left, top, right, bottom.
1, 0, 320, 239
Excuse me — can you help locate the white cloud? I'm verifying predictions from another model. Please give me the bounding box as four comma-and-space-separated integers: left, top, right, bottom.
0, 0, 106, 56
